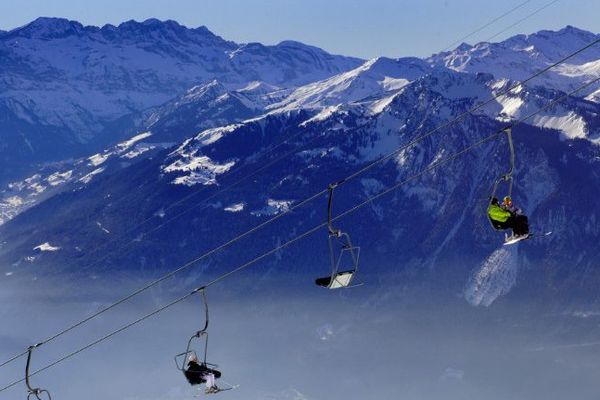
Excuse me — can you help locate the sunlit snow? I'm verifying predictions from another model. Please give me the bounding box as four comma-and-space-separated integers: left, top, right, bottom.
34, 242, 61, 252
163, 155, 235, 186
79, 167, 106, 184
224, 202, 245, 212
251, 199, 293, 216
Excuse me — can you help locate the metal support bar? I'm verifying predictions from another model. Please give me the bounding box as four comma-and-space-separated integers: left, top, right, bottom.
25, 345, 51, 400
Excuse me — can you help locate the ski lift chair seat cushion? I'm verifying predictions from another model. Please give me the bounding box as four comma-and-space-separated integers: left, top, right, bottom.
315, 270, 354, 289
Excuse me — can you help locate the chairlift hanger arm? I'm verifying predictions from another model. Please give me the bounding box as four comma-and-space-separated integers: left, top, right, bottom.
502, 126, 515, 186
194, 287, 209, 334
327, 182, 343, 236
489, 125, 516, 201
25, 345, 51, 400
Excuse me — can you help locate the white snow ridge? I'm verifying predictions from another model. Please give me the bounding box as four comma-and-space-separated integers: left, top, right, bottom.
465, 246, 518, 307
34, 242, 61, 252
224, 202, 245, 212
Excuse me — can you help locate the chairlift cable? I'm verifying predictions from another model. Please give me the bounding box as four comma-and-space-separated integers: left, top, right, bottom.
80, 127, 329, 274
1, 34, 598, 372
441, 0, 532, 52
332, 34, 600, 188
2, 76, 597, 395
486, 0, 562, 43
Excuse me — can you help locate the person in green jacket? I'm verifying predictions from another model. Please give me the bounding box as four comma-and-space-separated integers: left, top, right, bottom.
487, 196, 529, 237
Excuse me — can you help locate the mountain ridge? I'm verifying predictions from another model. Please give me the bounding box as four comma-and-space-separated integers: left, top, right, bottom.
0, 17, 363, 182
1, 22, 600, 303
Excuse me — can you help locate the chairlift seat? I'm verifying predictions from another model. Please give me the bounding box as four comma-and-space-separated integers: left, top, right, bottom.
315, 270, 355, 289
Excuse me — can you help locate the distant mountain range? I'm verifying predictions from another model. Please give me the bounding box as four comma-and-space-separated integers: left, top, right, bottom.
1, 19, 599, 303
0, 17, 362, 181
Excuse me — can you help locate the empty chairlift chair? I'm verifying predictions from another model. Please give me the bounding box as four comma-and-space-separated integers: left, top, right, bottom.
315, 183, 361, 289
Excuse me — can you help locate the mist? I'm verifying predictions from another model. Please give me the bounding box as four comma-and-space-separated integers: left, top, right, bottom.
1, 270, 600, 400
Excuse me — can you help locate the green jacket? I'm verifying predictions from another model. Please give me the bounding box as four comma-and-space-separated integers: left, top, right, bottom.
487, 203, 511, 222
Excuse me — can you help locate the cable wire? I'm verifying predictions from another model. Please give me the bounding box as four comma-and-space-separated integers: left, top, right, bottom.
333, 34, 600, 188
83, 120, 328, 268
47, 0, 562, 272
1, 75, 597, 395
486, 0, 562, 42
441, 0, 532, 52
1, 29, 598, 372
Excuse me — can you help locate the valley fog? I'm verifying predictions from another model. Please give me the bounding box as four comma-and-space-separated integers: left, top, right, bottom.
1, 273, 599, 400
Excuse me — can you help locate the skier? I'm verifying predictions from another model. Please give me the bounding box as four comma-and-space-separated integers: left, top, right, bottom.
487, 196, 529, 239
184, 354, 222, 394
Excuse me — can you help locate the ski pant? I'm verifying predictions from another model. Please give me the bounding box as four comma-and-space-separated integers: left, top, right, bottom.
491, 215, 529, 235
511, 215, 529, 236
205, 373, 215, 389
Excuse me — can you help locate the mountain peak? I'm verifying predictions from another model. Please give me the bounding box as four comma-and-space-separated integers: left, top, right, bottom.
556, 24, 596, 36
456, 42, 473, 52
11, 17, 87, 39
117, 18, 179, 32
526, 25, 598, 42
117, 18, 186, 31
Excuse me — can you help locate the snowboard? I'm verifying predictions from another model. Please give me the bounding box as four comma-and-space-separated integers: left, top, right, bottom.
503, 231, 552, 246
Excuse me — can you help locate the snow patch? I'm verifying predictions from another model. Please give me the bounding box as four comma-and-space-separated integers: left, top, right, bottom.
79, 167, 106, 184
3, 196, 23, 207
117, 131, 152, 150
251, 199, 293, 216
46, 170, 73, 186
163, 155, 235, 186
299, 105, 340, 126
193, 124, 242, 147
34, 242, 61, 252
496, 96, 524, 119
224, 202, 245, 212
533, 111, 588, 140
88, 153, 109, 167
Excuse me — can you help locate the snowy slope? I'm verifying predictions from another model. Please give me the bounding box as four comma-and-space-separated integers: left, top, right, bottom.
2, 63, 600, 302
0, 17, 363, 179
0, 131, 175, 225
1, 24, 600, 302
429, 26, 600, 97
269, 57, 432, 110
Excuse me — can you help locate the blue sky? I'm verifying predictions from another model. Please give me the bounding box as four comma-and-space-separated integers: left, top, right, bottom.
0, 0, 598, 59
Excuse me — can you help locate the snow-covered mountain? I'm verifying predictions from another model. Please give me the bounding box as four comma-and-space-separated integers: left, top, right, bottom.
2, 65, 600, 300
268, 57, 432, 110
142, 79, 288, 143
0, 17, 362, 182
0, 131, 174, 225
429, 26, 600, 96
1, 23, 600, 302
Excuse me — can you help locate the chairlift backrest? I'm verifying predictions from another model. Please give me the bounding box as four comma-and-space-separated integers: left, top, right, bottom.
487, 126, 516, 231
489, 126, 515, 200
175, 289, 210, 372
